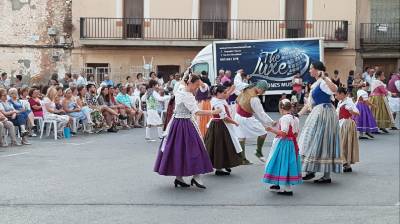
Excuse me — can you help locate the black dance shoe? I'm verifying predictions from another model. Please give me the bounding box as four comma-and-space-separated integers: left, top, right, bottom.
277, 191, 293, 196
391, 127, 398, 130
343, 167, 353, 173
191, 178, 206, 189
174, 179, 190, 188
380, 128, 389, 133
225, 168, 232, 173
215, 170, 230, 176
366, 133, 375, 139
302, 172, 315, 180
269, 185, 280, 192
313, 177, 332, 184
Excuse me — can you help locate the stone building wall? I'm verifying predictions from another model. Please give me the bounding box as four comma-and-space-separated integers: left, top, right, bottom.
0, 0, 72, 85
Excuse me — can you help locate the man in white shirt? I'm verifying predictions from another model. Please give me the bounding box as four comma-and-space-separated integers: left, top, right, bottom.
73, 73, 87, 86
0, 72, 11, 89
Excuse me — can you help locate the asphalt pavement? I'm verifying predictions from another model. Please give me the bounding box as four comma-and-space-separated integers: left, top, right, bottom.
0, 113, 399, 224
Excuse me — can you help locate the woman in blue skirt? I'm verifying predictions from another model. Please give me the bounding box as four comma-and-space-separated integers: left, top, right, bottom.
298, 61, 341, 183
154, 73, 221, 189
263, 99, 302, 196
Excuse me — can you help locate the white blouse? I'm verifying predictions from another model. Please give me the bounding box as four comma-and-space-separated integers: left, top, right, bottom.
210, 97, 229, 119
279, 114, 299, 134
337, 97, 359, 115
175, 90, 199, 115
251, 97, 273, 126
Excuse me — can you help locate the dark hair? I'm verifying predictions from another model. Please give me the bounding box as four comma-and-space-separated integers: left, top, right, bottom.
148, 79, 158, 88
77, 85, 86, 97
51, 73, 58, 81
337, 87, 347, 94
126, 86, 133, 93
70, 86, 77, 93
375, 70, 384, 78
210, 85, 227, 96
1, 72, 7, 77
19, 86, 29, 96
149, 71, 156, 77
126, 76, 131, 81
86, 83, 95, 90
334, 70, 339, 75
87, 74, 94, 80
157, 73, 163, 79
311, 61, 326, 72
280, 100, 292, 111
364, 66, 370, 72
41, 85, 49, 95
349, 70, 354, 76
16, 75, 23, 81
136, 73, 143, 79
291, 90, 297, 95
201, 71, 208, 76
29, 87, 38, 97
65, 73, 72, 78
363, 82, 370, 87
222, 80, 233, 87
183, 73, 201, 84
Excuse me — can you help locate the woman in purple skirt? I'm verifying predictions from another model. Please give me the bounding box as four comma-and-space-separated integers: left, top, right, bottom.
353, 83, 379, 139
154, 73, 221, 189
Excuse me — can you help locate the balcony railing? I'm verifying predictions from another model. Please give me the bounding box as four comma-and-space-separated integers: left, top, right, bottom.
360, 23, 400, 46
80, 18, 348, 42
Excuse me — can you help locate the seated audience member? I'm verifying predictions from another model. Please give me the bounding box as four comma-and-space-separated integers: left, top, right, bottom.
127, 86, 143, 127
29, 88, 44, 118
0, 108, 21, 147
116, 85, 138, 127
63, 88, 88, 132
0, 88, 30, 145
97, 86, 121, 131
42, 87, 71, 137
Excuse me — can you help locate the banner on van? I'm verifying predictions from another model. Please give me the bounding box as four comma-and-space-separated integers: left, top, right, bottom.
214, 39, 322, 92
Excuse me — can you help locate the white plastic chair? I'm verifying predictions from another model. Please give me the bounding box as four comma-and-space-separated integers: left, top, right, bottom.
34, 117, 43, 132
40, 119, 58, 140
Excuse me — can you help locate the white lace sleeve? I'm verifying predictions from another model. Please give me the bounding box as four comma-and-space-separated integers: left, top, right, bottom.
279, 116, 291, 133
183, 93, 200, 115
320, 79, 334, 95
345, 99, 359, 113
250, 97, 273, 126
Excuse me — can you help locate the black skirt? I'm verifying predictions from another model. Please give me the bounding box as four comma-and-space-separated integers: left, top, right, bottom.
204, 120, 242, 169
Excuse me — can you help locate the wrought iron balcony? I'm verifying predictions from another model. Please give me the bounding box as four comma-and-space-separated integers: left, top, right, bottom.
80, 18, 348, 44
360, 23, 400, 49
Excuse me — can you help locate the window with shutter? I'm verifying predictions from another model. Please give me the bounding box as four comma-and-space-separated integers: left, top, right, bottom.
199, 0, 230, 39
124, 0, 144, 38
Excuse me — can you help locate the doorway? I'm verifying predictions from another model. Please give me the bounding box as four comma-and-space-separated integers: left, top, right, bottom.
157, 65, 180, 83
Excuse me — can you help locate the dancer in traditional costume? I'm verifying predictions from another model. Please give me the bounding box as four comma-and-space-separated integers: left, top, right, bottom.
370, 70, 394, 133
235, 80, 275, 164
231, 69, 250, 118
299, 61, 341, 184
354, 83, 379, 139
263, 99, 302, 196
196, 83, 212, 137
387, 72, 400, 129
335, 87, 360, 172
154, 74, 221, 189
204, 85, 243, 176
143, 80, 170, 141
